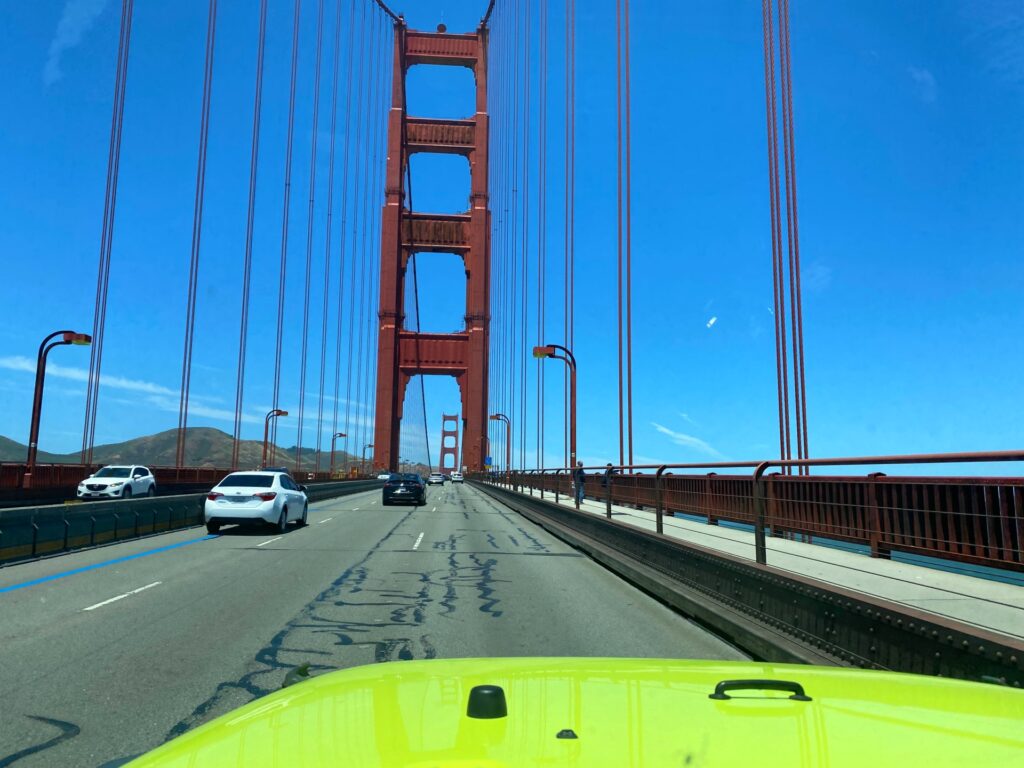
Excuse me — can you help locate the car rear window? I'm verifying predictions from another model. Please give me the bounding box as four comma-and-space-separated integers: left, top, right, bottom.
217, 474, 274, 488
403, 474, 421, 481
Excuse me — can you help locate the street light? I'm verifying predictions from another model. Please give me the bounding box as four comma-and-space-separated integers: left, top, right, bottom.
362, 443, 374, 476
262, 409, 288, 468
489, 413, 512, 481
533, 344, 577, 468
329, 432, 347, 476
23, 330, 91, 489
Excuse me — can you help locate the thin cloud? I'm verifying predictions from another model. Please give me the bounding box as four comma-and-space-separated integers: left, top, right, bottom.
44, 0, 109, 86
908, 66, 938, 103
706, 316, 718, 329
678, 412, 697, 426
651, 422, 725, 459
961, 1, 1024, 86
0, 355, 177, 397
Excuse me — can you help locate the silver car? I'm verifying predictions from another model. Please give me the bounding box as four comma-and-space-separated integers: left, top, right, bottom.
204, 471, 308, 534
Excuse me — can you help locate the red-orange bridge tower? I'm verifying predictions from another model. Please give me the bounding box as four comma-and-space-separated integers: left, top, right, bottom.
372, 23, 490, 472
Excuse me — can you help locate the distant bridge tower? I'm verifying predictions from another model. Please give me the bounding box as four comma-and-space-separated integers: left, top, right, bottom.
438, 413, 461, 472
372, 23, 490, 472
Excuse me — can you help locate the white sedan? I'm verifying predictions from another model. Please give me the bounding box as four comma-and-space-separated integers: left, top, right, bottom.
204, 471, 308, 534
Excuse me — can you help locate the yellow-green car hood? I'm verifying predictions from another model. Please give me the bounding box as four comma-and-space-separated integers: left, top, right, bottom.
131, 658, 1024, 767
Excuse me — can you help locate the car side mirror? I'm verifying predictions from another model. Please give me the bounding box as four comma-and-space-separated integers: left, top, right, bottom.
299, 485, 308, 493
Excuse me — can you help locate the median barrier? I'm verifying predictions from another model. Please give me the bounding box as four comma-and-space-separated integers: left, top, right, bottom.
0, 479, 383, 565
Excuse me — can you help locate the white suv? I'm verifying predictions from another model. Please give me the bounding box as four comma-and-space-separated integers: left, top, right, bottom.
204, 471, 308, 534
78, 465, 156, 499
451, 472, 464, 483
426, 473, 446, 485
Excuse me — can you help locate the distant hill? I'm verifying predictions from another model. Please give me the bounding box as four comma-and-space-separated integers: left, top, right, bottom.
0, 427, 359, 471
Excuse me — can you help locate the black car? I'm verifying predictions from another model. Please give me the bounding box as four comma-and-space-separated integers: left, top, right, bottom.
382, 473, 426, 506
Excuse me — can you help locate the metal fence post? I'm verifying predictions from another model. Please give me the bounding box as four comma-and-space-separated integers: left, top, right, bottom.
655, 465, 667, 535
753, 462, 770, 565
605, 467, 613, 518
867, 472, 889, 559
540, 470, 545, 501
30, 512, 38, 558
555, 469, 562, 504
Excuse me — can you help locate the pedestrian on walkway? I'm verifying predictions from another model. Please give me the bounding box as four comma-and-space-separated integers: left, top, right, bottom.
573, 461, 586, 506
601, 462, 617, 489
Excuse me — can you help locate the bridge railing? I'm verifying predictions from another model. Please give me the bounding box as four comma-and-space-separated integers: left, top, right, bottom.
480, 450, 1024, 573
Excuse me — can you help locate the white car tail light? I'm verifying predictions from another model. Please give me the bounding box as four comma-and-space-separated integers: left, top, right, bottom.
208, 492, 224, 501
256, 492, 277, 501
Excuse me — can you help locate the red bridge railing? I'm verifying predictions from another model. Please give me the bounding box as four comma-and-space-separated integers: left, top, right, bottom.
484, 450, 1024, 573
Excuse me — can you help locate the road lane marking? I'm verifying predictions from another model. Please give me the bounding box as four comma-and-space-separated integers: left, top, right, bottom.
431, 506, 437, 512
413, 532, 424, 550
83, 581, 161, 612
353, 508, 360, 511
318, 517, 333, 524
256, 536, 283, 548
0, 535, 218, 596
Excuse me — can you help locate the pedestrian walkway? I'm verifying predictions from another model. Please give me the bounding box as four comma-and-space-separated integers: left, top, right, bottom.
521, 486, 1024, 642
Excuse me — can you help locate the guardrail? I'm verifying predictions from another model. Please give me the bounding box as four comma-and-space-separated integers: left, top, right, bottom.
0, 462, 377, 507
472, 480, 1024, 686
0, 479, 382, 566
482, 450, 1024, 573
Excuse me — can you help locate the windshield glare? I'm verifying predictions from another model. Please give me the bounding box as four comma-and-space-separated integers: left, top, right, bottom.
218, 474, 274, 488
94, 467, 131, 478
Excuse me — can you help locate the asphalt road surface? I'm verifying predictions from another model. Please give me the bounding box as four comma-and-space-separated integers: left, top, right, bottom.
0, 482, 745, 767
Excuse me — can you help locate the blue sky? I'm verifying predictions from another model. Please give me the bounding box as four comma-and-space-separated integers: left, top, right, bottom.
0, 1, 1021, 475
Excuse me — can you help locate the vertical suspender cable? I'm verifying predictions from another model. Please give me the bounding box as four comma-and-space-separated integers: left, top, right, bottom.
521, 0, 531, 470
296, 0, 327, 473
623, 0, 634, 468
82, 0, 134, 466
537, 0, 546, 469
231, 0, 270, 469
354, 8, 380, 466
343, 0, 368, 447
778, 0, 809, 473
761, 0, 791, 467
363, 11, 386, 470
316, 0, 344, 474
175, 0, 218, 469
332, 0, 358, 472
615, 0, 624, 468
271, 0, 304, 460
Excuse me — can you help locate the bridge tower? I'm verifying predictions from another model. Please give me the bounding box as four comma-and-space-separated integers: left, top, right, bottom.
438, 413, 461, 472
372, 23, 490, 472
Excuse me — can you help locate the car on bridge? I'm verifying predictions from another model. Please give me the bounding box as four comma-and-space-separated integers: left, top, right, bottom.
426, 472, 446, 485
451, 472, 464, 483
204, 471, 308, 534
77, 465, 156, 499
377, 472, 392, 480
382, 473, 426, 506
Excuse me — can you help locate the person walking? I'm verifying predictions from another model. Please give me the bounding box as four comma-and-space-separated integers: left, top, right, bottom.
572, 461, 586, 507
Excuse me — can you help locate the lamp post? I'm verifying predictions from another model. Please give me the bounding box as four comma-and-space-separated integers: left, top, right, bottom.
262, 409, 288, 468
489, 413, 512, 481
533, 344, 577, 468
329, 432, 347, 477
362, 443, 374, 476
23, 330, 92, 489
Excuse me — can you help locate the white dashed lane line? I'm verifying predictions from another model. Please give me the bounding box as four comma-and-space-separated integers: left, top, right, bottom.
413, 532, 424, 550
256, 536, 283, 548
83, 582, 162, 612
318, 517, 333, 524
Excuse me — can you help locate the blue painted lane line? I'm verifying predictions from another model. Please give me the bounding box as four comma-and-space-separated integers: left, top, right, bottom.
0, 535, 220, 595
